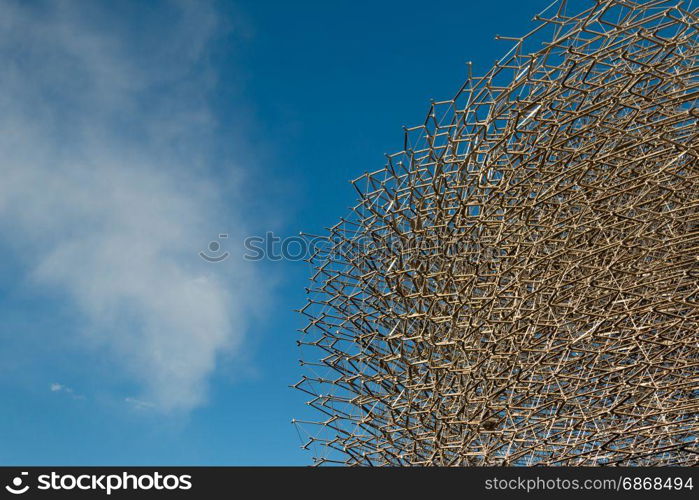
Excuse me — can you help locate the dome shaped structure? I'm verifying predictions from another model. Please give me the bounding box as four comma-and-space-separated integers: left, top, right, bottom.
295, 0, 698, 466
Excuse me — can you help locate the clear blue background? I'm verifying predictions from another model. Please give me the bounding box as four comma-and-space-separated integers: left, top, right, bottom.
0, 0, 554, 465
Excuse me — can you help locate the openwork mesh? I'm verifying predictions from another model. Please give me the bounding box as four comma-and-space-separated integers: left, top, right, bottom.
295, 0, 699, 466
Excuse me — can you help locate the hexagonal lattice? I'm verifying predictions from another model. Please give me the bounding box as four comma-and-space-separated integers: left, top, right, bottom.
295, 0, 698, 465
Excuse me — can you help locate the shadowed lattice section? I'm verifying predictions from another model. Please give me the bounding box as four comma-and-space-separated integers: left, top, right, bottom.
294, 0, 698, 465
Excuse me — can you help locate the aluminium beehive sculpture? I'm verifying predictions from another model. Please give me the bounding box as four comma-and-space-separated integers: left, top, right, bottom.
295, 0, 698, 465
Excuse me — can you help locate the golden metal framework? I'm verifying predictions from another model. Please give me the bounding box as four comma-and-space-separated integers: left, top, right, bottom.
295, 0, 698, 465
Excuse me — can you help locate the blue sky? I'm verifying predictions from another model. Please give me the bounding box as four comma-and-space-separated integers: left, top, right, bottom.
0, 0, 553, 465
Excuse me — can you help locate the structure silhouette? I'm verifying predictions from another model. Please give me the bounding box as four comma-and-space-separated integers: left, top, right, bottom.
295, 0, 698, 466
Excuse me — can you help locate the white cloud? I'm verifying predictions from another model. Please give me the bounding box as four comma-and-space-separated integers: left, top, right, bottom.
50, 382, 84, 400
125, 397, 155, 411
0, 1, 265, 411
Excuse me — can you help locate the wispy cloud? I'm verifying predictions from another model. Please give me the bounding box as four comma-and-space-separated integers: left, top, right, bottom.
125, 397, 156, 411
50, 382, 84, 400
0, 1, 265, 411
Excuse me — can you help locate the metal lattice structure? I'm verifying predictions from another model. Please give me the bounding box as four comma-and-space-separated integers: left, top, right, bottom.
294, 0, 698, 466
